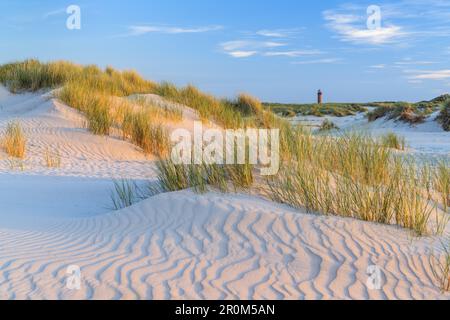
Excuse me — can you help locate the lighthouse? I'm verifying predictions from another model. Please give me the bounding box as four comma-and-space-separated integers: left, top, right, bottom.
317, 90, 323, 104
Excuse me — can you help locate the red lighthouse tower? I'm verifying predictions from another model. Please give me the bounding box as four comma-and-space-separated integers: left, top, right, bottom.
317, 89, 323, 104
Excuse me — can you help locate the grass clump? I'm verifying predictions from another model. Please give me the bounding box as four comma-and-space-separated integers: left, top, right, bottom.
44, 147, 61, 168
318, 119, 339, 132
434, 160, 450, 211
368, 103, 427, 124
110, 180, 146, 210
155, 83, 245, 129
437, 101, 450, 131
2, 122, 26, 158
129, 110, 170, 157
58, 83, 113, 135
130, 96, 183, 123
379, 132, 406, 151
267, 132, 445, 236
232, 94, 263, 116
430, 240, 450, 292
155, 160, 254, 194
7, 158, 25, 171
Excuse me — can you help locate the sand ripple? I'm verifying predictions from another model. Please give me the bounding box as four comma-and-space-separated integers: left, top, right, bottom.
0, 192, 448, 300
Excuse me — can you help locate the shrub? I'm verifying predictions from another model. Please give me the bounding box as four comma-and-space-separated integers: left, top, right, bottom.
2, 122, 26, 158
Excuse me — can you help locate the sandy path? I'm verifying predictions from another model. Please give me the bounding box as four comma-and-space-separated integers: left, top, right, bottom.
0, 86, 448, 300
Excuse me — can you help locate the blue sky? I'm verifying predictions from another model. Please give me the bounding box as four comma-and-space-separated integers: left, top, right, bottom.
0, 0, 449, 103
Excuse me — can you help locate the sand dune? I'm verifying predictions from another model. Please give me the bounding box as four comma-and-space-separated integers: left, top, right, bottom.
0, 86, 449, 300
0, 191, 448, 300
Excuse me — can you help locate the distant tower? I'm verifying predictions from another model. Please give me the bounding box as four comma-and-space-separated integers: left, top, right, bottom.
317, 89, 323, 104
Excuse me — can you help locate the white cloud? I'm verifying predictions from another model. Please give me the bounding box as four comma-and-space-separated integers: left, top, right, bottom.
221, 41, 324, 59
395, 58, 436, 66
323, 2, 450, 47
221, 40, 286, 51
292, 58, 342, 65
323, 10, 407, 45
264, 50, 324, 57
220, 40, 293, 58
227, 51, 258, 58
409, 70, 450, 81
370, 64, 386, 69
125, 25, 223, 36
256, 28, 303, 38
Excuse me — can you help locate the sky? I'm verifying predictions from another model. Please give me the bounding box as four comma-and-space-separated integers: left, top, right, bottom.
0, 0, 449, 103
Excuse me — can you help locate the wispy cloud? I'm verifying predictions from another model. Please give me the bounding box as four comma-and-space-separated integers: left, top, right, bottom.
43, 8, 66, 19
221, 40, 286, 51
220, 40, 292, 58
394, 58, 436, 66
324, 2, 450, 46
292, 58, 342, 65
323, 10, 407, 45
264, 50, 324, 57
409, 70, 450, 81
370, 64, 386, 69
227, 51, 258, 58
256, 28, 303, 38
122, 25, 223, 37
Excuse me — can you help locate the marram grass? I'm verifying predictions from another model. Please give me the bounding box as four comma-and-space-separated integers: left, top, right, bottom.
2, 121, 26, 159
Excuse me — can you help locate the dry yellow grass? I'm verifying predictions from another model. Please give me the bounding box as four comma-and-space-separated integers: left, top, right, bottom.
44, 147, 62, 168
2, 122, 26, 159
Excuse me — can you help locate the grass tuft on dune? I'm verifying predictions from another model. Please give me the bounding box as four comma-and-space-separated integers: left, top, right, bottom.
2, 121, 26, 159
437, 101, 450, 131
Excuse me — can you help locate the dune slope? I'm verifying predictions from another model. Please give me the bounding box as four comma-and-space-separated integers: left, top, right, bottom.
0, 191, 448, 300
0, 87, 448, 300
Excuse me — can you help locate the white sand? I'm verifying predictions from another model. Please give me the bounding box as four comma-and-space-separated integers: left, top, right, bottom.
0, 86, 449, 300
